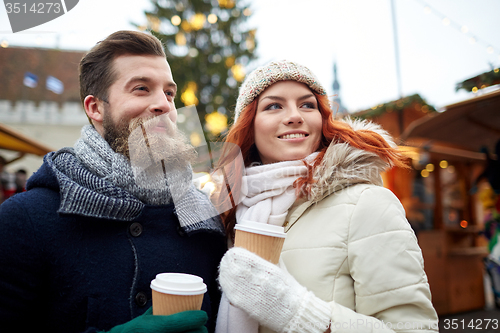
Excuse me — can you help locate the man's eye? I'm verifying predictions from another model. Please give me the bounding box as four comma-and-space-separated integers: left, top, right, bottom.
165, 90, 175, 97
134, 86, 148, 91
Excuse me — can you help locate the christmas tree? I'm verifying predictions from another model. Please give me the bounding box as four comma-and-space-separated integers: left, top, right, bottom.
141, 0, 257, 144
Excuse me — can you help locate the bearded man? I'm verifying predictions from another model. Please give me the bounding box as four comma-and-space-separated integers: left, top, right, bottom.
0, 31, 226, 333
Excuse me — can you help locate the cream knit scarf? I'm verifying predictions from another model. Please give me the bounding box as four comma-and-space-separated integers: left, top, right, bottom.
236, 152, 318, 226
216, 152, 318, 333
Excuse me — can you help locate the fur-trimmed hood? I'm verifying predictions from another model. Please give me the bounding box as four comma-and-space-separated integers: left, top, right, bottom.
307, 118, 396, 203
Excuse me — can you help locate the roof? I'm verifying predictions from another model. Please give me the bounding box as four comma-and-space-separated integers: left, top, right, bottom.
456, 68, 500, 92
0, 122, 53, 156
401, 89, 500, 153
353, 94, 437, 120
0, 46, 85, 105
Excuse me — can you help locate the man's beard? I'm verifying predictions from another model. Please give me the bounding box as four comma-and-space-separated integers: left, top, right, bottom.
103, 111, 197, 170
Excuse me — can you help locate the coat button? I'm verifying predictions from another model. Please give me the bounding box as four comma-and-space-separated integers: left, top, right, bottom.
176, 225, 186, 237
129, 223, 143, 237
135, 292, 147, 307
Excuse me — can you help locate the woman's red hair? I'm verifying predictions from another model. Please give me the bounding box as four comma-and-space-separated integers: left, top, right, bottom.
214, 92, 408, 237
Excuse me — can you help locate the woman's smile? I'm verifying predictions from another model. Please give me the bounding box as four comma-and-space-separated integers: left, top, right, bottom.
253, 81, 322, 164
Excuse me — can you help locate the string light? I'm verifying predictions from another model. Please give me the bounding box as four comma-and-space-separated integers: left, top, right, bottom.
1, 39, 9, 48
189, 13, 206, 30
205, 111, 228, 135
190, 132, 202, 146
171, 15, 181, 26
181, 82, 199, 106
413, 0, 500, 62
207, 13, 218, 24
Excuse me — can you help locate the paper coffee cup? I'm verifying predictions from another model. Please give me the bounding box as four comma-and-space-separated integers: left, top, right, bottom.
234, 220, 286, 264
150, 273, 207, 316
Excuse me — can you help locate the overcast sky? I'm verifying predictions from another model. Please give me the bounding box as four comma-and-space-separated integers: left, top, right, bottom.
1, 0, 499, 112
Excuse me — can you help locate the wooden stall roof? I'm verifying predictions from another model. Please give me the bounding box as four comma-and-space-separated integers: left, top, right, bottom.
401, 89, 500, 153
0, 123, 53, 156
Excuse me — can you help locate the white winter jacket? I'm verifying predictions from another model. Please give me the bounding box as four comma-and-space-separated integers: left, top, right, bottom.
263, 120, 439, 333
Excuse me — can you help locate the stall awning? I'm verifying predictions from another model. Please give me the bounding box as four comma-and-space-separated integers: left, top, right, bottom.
401, 89, 500, 153
0, 123, 53, 156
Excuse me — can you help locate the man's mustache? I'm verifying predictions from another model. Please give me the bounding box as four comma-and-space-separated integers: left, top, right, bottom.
128, 114, 177, 139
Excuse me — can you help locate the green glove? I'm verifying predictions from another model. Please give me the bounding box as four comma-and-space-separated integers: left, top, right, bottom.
103, 307, 208, 333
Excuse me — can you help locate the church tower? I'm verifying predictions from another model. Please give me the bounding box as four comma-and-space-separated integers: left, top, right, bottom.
332, 61, 348, 117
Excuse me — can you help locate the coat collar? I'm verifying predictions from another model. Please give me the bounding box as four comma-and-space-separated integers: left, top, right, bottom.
285, 119, 395, 230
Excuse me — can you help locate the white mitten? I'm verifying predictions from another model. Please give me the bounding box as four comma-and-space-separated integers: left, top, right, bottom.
219, 248, 331, 333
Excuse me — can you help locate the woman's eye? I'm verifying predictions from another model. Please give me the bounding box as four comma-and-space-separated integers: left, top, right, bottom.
264, 103, 281, 110
301, 102, 316, 109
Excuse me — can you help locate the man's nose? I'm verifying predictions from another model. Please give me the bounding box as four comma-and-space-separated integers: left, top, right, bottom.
150, 91, 172, 114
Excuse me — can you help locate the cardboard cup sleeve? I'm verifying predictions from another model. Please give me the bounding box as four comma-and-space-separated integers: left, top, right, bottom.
150, 273, 207, 316
234, 220, 286, 265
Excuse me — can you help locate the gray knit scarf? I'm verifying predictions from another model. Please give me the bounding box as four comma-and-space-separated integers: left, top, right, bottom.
50, 125, 223, 235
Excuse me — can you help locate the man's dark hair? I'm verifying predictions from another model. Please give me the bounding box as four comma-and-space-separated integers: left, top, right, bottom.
79, 30, 166, 122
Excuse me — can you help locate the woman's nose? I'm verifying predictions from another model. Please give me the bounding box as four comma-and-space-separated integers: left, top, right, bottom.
283, 107, 304, 124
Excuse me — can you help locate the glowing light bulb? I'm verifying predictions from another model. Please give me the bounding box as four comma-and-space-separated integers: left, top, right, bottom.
472, 87, 478, 93
424, 6, 431, 14
487, 46, 494, 54
442, 17, 450, 26
461, 25, 468, 33
207, 14, 217, 24
190, 13, 206, 30
171, 15, 181, 26
1, 40, 9, 48
175, 32, 186, 46
205, 111, 228, 135
469, 37, 476, 44
231, 64, 246, 82
190, 132, 202, 146
439, 160, 448, 169
181, 82, 199, 106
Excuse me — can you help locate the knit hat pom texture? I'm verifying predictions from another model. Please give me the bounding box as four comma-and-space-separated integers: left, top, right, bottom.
234, 60, 327, 123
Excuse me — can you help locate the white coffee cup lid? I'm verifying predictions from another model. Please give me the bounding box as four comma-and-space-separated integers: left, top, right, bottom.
150, 273, 207, 295
235, 220, 286, 238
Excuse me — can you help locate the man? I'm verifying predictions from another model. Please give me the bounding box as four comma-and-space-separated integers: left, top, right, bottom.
0, 31, 226, 333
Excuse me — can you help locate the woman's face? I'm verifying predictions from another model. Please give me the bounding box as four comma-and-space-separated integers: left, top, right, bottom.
253, 81, 323, 164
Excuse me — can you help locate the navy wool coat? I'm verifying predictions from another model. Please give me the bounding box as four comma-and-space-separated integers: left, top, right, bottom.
0, 161, 227, 332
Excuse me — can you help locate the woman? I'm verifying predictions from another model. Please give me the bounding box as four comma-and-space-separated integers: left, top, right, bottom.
215, 60, 438, 333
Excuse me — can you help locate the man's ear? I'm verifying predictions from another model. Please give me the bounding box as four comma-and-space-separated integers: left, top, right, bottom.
84, 95, 104, 124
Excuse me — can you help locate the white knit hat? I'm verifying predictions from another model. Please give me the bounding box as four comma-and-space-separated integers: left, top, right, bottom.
233, 60, 327, 123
